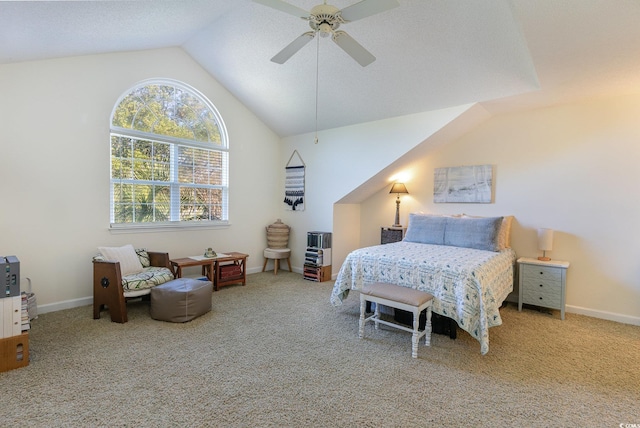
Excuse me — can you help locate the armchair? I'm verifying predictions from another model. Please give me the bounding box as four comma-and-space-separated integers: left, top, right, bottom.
93, 246, 174, 323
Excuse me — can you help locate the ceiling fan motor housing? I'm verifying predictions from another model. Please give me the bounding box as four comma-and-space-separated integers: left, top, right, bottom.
255, 0, 400, 67
309, 4, 343, 37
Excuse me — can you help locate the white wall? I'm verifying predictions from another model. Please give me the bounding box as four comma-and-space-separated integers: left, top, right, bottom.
360, 94, 640, 324
278, 105, 478, 272
0, 48, 281, 312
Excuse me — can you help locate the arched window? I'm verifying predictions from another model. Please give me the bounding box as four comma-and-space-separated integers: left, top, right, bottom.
109, 79, 228, 229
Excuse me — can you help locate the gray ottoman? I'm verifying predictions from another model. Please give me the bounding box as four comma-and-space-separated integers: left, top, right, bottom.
150, 278, 213, 322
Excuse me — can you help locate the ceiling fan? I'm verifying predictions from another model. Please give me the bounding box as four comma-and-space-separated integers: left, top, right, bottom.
254, 0, 400, 67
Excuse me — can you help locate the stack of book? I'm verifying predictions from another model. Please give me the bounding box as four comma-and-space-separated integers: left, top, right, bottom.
307, 231, 331, 249
21, 292, 30, 332
303, 232, 332, 282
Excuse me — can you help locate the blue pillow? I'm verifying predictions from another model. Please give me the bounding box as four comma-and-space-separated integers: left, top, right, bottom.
404, 214, 447, 245
444, 216, 503, 252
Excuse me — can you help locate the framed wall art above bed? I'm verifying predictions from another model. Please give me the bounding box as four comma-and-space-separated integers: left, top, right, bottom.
434, 164, 493, 203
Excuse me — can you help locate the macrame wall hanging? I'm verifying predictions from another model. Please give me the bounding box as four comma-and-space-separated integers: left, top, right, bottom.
284, 150, 305, 211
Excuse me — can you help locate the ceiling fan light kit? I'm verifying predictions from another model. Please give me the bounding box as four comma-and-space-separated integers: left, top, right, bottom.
254, 0, 399, 66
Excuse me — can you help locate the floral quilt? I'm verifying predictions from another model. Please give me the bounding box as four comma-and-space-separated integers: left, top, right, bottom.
330, 242, 516, 354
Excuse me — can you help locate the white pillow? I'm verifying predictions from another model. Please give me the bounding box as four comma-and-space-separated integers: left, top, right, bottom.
98, 244, 144, 276
501, 216, 514, 248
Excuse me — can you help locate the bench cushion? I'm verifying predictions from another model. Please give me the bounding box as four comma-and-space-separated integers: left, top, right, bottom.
362, 282, 433, 307
122, 266, 174, 293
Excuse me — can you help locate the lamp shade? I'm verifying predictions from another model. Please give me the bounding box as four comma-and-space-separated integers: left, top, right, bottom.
389, 183, 408, 194
537, 228, 554, 251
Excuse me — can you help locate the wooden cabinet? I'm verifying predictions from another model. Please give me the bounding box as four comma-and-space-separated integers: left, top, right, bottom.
518, 257, 569, 320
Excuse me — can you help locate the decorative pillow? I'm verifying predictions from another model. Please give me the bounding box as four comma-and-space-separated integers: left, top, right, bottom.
135, 248, 150, 268
500, 216, 513, 248
462, 214, 513, 250
98, 244, 144, 276
444, 216, 504, 252
404, 214, 447, 245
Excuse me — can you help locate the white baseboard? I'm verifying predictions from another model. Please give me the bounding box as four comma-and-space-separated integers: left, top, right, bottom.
37, 296, 93, 315
566, 304, 640, 326
37, 268, 282, 314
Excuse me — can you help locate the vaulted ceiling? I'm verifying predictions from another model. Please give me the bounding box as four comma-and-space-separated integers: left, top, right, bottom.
2, 0, 640, 137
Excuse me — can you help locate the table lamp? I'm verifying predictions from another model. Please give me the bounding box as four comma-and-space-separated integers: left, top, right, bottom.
537, 228, 553, 261
389, 182, 409, 227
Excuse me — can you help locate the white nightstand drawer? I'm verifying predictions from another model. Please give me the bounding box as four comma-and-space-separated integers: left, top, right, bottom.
521, 265, 562, 282
521, 276, 561, 290
522, 286, 562, 308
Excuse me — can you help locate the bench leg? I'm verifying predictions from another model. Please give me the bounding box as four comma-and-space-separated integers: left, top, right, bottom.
412, 309, 420, 358
425, 306, 433, 346
359, 295, 366, 339
373, 302, 381, 330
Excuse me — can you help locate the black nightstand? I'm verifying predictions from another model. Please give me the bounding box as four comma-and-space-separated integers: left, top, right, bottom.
381, 227, 406, 244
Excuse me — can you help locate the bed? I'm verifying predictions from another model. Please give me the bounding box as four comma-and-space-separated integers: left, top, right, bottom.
330, 213, 516, 355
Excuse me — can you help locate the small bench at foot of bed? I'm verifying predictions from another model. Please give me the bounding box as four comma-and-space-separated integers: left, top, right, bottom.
359, 282, 434, 358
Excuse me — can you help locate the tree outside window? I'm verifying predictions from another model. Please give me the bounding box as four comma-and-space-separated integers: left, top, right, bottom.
110, 79, 228, 228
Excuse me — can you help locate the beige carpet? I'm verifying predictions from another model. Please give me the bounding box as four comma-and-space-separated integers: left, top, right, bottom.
1, 271, 638, 427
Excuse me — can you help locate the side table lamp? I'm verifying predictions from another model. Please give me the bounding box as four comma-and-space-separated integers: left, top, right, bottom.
537, 228, 554, 261
389, 182, 409, 227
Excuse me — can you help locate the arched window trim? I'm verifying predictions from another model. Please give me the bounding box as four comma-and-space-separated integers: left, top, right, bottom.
109, 127, 225, 153
110, 78, 229, 148
109, 78, 230, 231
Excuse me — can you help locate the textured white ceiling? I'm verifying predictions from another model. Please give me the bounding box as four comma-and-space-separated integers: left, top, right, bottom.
2, 0, 640, 137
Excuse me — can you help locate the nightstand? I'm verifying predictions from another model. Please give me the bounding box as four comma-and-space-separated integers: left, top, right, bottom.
381, 227, 406, 244
518, 257, 570, 320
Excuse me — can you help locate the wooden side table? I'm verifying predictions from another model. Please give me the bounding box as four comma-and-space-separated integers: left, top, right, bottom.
214, 252, 248, 291
170, 257, 216, 282
517, 257, 570, 320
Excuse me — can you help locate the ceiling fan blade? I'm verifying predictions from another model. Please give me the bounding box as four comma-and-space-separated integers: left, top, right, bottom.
271, 31, 316, 64
253, 0, 310, 19
340, 0, 399, 22
332, 31, 376, 67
